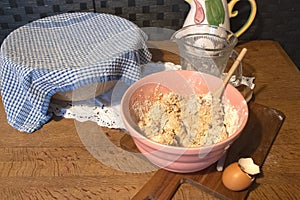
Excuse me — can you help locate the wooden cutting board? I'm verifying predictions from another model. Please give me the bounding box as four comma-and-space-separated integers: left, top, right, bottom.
120, 102, 285, 200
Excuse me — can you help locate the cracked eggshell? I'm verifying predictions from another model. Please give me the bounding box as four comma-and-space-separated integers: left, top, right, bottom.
238, 158, 260, 175
222, 158, 260, 191
222, 162, 254, 191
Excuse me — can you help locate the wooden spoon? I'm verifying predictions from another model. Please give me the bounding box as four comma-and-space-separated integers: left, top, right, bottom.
215, 48, 247, 172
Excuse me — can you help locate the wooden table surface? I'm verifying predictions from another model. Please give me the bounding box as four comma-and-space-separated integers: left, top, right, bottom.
0, 40, 299, 199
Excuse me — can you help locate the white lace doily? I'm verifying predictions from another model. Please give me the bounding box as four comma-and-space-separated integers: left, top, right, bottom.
49, 62, 255, 129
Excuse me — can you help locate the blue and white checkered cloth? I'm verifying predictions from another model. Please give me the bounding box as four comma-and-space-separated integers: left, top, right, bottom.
0, 12, 151, 133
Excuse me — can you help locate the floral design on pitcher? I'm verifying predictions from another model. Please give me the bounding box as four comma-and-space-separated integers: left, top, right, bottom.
193, 0, 205, 24
205, 0, 225, 26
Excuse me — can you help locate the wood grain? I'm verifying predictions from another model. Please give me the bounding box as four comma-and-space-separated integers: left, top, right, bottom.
0, 40, 299, 199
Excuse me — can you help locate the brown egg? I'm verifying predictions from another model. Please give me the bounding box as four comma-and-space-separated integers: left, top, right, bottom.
222, 162, 254, 191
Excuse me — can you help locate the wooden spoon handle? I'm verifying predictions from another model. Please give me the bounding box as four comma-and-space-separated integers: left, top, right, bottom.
216, 48, 248, 99
223, 48, 247, 86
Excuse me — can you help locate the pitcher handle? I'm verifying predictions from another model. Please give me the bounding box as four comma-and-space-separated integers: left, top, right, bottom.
227, 0, 257, 37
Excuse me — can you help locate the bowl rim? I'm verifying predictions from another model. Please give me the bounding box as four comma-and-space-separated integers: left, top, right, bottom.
120, 70, 249, 152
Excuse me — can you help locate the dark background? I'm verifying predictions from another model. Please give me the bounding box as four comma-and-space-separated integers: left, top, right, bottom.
1, 0, 299, 69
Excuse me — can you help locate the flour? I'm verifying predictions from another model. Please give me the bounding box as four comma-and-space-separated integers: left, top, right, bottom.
136, 92, 239, 147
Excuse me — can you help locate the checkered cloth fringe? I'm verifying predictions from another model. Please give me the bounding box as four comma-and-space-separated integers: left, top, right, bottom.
0, 12, 151, 133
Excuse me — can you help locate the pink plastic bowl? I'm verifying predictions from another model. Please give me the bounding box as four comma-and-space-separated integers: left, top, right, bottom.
120, 70, 248, 173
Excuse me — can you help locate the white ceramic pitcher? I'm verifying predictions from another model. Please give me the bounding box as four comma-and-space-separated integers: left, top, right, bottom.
183, 0, 257, 37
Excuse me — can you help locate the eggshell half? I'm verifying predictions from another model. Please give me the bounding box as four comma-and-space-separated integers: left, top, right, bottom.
222, 162, 254, 191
